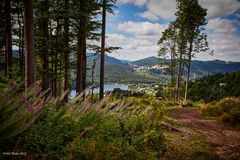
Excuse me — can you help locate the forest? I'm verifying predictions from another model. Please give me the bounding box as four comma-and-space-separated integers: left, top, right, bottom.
0, 0, 240, 159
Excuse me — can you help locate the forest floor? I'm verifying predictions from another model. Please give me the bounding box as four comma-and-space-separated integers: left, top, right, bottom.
167, 109, 240, 160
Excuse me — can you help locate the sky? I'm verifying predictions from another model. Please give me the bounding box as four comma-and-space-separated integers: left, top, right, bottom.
105, 0, 240, 62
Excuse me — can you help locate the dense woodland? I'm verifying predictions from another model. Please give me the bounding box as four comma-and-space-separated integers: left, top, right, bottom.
0, 0, 240, 159
188, 71, 240, 102
0, 0, 212, 104
0, 0, 118, 101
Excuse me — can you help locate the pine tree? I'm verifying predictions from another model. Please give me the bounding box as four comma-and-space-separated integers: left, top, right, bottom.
5, 0, 13, 78
64, 0, 70, 102
99, 0, 106, 100
23, 0, 35, 87
175, 0, 209, 104
40, 0, 49, 91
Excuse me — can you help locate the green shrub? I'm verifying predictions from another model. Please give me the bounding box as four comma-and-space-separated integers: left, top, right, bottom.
23, 104, 79, 159
218, 113, 231, 123
0, 81, 166, 159
0, 82, 50, 152
64, 112, 165, 160
203, 97, 240, 123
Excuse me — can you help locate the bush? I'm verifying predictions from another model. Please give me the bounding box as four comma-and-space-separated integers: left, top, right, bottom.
64, 112, 165, 160
0, 82, 49, 152
0, 81, 166, 159
23, 104, 79, 159
218, 113, 231, 123
202, 97, 240, 123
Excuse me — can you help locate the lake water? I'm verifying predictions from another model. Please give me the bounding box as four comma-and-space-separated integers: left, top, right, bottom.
70, 84, 128, 98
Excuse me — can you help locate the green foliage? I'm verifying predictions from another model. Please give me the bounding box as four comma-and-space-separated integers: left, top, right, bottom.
17, 94, 166, 159
0, 80, 166, 160
0, 81, 51, 152
202, 97, 240, 123
164, 133, 216, 160
111, 88, 145, 98
23, 104, 79, 159
125, 96, 177, 108
66, 113, 165, 160
188, 71, 240, 102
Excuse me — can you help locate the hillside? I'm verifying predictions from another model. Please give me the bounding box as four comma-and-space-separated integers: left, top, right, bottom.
87, 53, 129, 67
69, 54, 240, 85
130, 56, 163, 66
10, 50, 240, 84
188, 71, 240, 102
129, 56, 240, 77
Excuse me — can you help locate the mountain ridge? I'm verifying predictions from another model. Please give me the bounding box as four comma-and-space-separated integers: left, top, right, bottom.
93, 54, 240, 77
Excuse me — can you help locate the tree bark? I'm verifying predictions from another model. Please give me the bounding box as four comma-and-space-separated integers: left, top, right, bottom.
64, 0, 69, 102
41, 0, 49, 91
54, 21, 60, 96
184, 41, 193, 104
76, 0, 86, 95
99, 0, 106, 100
24, 0, 35, 88
176, 52, 182, 101
17, 5, 23, 71
5, 0, 12, 78
170, 53, 175, 100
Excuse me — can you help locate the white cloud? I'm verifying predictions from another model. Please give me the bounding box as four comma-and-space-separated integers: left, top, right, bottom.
117, 21, 166, 37
118, 0, 240, 21
106, 33, 159, 60
106, 19, 240, 61
195, 18, 240, 61
118, 0, 148, 7
199, 0, 240, 19
137, 0, 177, 21
105, 21, 167, 60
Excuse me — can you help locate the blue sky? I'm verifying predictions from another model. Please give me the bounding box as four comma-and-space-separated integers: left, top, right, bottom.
105, 0, 240, 62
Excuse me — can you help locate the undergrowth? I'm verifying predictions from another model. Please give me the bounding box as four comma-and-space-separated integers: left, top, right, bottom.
202, 97, 240, 123
0, 82, 166, 160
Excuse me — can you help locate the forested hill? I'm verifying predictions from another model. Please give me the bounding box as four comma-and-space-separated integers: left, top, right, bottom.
11, 51, 240, 83
86, 54, 240, 78
129, 56, 240, 76
188, 71, 240, 102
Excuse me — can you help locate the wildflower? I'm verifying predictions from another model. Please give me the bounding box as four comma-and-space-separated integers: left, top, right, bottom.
10, 82, 19, 91
26, 100, 33, 112
37, 99, 45, 110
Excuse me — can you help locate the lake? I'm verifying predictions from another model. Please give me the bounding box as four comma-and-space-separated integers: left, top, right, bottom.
70, 84, 128, 98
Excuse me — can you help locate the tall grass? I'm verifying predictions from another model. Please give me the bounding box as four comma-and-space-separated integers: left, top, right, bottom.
202, 97, 240, 123
0, 82, 166, 159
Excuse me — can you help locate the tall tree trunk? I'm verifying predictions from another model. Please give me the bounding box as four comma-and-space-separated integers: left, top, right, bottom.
76, 0, 86, 95
170, 54, 174, 100
76, 36, 83, 94
5, 0, 12, 78
91, 59, 96, 100
184, 42, 193, 104
20, 11, 25, 71
17, 6, 23, 71
99, 0, 106, 100
54, 21, 59, 96
64, 0, 69, 102
4, 37, 7, 76
82, 41, 86, 94
41, 0, 49, 91
49, 20, 54, 91
24, 0, 35, 88
176, 53, 182, 101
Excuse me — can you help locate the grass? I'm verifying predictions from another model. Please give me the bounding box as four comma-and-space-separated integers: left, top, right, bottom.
0, 83, 167, 160
202, 97, 240, 123
162, 131, 217, 160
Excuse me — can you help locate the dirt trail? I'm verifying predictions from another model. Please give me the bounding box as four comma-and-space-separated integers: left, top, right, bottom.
170, 109, 240, 160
